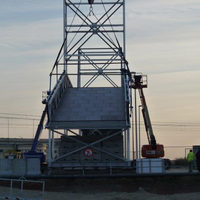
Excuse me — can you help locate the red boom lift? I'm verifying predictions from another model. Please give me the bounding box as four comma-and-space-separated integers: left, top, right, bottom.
132, 74, 165, 158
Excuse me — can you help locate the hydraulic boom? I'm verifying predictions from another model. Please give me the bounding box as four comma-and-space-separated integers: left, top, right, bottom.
132, 74, 164, 158
24, 106, 47, 162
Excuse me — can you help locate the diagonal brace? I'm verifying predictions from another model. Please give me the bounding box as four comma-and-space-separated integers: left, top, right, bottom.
52, 129, 126, 162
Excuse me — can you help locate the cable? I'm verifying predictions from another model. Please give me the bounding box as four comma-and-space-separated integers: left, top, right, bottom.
0, 113, 40, 117
58, 13, 91, 63
0, 112, 199, 128
67, 0, 83, 34
59, 0, 119, 63
58, 0, 83, 62
93, 13, 115, 46
0, 116, 40, 121
67, 13, 90, 52
100, 0, 118, 44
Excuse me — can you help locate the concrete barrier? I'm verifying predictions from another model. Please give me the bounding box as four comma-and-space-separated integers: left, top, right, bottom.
0, 159, 13, 176
13, 159, 26, 176
0, 159, 40, 176
26, 158, 41, 176
136, 158, 165, 173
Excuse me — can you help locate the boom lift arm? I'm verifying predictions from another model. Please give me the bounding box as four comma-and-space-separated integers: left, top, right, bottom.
24, 106, 47, 162
132, 74, 164, 158
30, 106, 47, 152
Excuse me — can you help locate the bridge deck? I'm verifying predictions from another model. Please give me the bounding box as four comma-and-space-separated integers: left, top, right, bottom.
47, 87, 127, 129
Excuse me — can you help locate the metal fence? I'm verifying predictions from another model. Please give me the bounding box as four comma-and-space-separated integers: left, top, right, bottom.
0, 178, 45, 200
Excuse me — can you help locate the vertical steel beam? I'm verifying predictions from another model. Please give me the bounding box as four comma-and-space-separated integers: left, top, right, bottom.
77, 48, 81, 87
64, 129, 68, 135
52, 130, 55, 160
135, 89, 138, 159
63, 0, 68, 138
127, 128, 130, 161
123, 0, 126, 57
63, 0, 67, 71
122, 0, 128, 159
48, 130, 52, 167
131, 107, 135, 161
124, 129, 127, 159
138, 105, 142, 159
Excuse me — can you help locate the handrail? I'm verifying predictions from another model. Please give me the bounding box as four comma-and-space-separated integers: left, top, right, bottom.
0, 178, 45, 200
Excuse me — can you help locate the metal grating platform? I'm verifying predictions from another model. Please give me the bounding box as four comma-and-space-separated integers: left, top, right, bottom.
47, 87, 127, 129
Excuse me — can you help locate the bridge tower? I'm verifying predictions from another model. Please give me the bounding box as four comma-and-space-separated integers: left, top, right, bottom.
44, 0, 133, 169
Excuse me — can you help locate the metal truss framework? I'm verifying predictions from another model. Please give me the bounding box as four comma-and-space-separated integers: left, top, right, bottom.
49, 0, 129, 89
45, 0, 133, 169
48, 129, 130, 166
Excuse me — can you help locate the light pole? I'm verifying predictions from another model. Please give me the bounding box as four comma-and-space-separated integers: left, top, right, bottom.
138, 105, 142, 159
135, 89, 138, 159
131, 106, 134, 161
7, 118, 9, 139
33, 119, 35, 138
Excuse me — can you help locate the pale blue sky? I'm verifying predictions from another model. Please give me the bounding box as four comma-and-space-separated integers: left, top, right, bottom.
0, 0, 200, 159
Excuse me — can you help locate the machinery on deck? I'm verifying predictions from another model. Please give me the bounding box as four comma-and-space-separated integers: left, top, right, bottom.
132, 74, 165, 159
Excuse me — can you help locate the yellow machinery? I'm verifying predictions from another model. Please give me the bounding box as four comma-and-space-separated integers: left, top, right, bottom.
3, 150, 23, 159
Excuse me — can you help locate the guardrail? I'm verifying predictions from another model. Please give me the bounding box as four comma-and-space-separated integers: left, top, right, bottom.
0, 178, 45, 200
47, 73, 72, 121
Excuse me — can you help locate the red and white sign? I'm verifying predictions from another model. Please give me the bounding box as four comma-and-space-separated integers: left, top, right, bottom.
83, 148, 93, 158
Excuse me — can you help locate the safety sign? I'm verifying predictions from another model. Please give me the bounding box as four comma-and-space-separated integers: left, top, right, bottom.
83, 148, 93, 158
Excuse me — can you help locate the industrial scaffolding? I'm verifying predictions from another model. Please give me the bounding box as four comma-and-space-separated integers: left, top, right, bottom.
43, 0, 134, 169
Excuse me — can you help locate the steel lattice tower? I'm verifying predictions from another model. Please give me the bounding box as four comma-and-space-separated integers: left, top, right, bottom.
44, 0, 133, 170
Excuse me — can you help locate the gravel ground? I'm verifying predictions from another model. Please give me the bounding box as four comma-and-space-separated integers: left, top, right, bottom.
43, 188, 200, 200
1, 176, 200, 200
1, 187, 200, 200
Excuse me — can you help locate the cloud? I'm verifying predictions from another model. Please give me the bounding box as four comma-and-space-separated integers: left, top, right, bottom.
0, 0, 200, 147
0, 0, 62, 12
0, 18, 63, 50
124, 0, 200, 75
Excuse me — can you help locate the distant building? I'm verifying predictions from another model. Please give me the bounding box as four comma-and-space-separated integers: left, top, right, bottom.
0, 138, 60, 159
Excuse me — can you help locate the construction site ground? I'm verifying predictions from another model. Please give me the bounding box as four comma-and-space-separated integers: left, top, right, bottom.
1, 174, 200, 200
43, 175, 200, 194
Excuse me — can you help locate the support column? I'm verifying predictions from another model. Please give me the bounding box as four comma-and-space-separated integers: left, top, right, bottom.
127, 128, 130, 161
64, 129, 68, 135
77, 48, 81, 87
131, 107, 135, 161
135, 89, 138, 159
123, 0, 126, 57
138, 105, 142, 159
63, 0, 67, 71
52, 131, 55, 160
124, 130, 127, 159
48, 130, 52, 168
